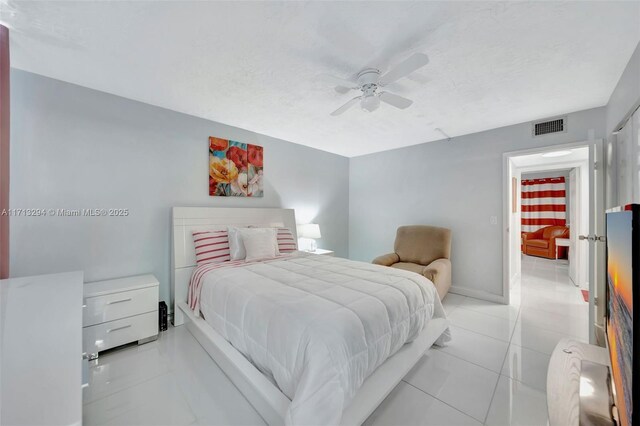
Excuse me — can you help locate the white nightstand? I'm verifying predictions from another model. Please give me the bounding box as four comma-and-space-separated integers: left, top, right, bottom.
83, 274, 159, 360
307, 249, 334, 256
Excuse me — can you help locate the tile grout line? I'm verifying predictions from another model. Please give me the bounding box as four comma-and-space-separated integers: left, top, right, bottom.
508, 340, 557, 357
454, 303, 519, 322
434, 346, 506, 375
482, 371, 503, 425
83, 362, 172, 407
400, 379, 485, 425
496, 371, 548, 395
445, 321, 513, 344
481, 287, 523, 425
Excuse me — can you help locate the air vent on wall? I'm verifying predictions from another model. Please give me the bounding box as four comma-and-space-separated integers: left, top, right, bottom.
532, 116, 567, 137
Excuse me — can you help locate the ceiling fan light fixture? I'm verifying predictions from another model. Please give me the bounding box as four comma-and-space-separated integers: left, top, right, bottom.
361, 95, 380, 112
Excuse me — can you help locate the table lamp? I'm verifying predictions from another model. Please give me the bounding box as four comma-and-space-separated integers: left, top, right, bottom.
298, 223, 321, 252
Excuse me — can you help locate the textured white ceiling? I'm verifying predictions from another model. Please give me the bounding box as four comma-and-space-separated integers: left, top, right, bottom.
4, 1, 640, 157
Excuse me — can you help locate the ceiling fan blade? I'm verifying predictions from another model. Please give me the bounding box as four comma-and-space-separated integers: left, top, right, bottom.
406, 72, 431, 85
379, 92, 413, 109
379, 53, 429, 86
317, 73, 358, 91
330, 96, 361, 116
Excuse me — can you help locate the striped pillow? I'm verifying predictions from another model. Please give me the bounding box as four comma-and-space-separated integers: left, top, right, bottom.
192, 230, 231, 265
276, 227, 297, 253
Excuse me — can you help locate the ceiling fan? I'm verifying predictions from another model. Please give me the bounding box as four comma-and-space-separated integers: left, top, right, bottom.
319, 52, 429, 116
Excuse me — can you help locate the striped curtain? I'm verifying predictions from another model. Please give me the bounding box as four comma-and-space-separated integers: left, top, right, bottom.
521, 177, 566, 233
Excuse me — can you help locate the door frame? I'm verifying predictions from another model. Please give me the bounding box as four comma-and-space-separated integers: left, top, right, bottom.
501, 140, 602, 309
514, 160, 589, 284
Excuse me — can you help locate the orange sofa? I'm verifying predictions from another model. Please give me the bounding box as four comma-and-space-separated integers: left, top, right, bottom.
522, 225, 569, 259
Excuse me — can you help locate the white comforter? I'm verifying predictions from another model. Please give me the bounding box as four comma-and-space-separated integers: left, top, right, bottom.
194, 252, 450, 425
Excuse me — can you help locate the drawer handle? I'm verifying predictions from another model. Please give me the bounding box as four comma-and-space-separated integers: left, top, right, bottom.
107, 298, 132, 305
107, 324, 132, 333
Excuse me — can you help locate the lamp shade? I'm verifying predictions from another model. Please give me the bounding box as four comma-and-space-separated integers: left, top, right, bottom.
298, 223, 321, 239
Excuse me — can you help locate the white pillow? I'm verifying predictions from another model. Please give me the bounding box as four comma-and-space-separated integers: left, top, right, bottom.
240, 228, 279, 262
227, 227, 246, 260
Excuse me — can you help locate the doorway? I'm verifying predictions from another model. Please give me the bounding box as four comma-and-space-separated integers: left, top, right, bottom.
518, 156, 589, 287
503, 141, 606, 345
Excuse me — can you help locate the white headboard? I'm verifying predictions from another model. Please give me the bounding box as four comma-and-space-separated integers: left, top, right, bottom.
171, 207, 297, 325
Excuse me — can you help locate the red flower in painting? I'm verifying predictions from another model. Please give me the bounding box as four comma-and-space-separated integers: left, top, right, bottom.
209, 137, 228, 152
248, 145, 263, 167
226, 146, 247, 170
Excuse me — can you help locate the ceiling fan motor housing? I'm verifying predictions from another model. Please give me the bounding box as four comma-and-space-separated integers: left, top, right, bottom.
357, 68, 381, 87
357, 69, 381, 111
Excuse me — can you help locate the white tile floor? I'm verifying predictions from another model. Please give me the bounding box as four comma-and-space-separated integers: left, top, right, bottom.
84, 255, 588, 426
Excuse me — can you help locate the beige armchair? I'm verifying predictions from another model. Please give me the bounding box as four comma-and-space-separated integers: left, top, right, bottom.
373, 225, 452, 300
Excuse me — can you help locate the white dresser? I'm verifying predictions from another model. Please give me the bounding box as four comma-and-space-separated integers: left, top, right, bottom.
83, 274, 159, 359
1, 271, 84, 426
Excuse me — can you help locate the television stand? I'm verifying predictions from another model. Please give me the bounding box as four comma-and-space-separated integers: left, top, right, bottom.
547, 338, 614, 426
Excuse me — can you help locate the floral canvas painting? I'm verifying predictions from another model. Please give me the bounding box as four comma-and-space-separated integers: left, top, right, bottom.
209, 137, 263, 197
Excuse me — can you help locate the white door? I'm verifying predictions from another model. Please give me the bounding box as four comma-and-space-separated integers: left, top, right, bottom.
569, 168, 578, 284
583, 140, 606, 345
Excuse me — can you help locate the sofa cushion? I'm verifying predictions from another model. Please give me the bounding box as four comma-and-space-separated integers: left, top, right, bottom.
526, 239, 548, 249
391, 262, 425, 276
394, 225, 452, 265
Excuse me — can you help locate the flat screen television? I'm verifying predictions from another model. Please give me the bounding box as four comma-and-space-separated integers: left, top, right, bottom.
606, 204, 639, 426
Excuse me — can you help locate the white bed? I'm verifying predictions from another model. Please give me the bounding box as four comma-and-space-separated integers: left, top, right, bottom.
171, 207, 450, 425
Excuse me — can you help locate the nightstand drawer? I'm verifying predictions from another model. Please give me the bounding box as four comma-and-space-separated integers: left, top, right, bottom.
83, 311, 158, 355
83, 287, 158, 326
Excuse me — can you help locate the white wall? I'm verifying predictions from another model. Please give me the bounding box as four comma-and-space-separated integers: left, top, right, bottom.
10, 70, 350, 304
349, 107, 605, 299
614, 109, 640, 205
606, 41, 640, 208
606, 42, 640, 135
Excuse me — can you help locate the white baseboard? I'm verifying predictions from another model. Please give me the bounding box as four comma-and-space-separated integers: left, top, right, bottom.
449, 285, 507, 304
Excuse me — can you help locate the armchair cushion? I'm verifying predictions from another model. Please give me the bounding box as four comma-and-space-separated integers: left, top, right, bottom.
391, 262, 425, 275
525, 239, 548, 249
372, 253, 400, 267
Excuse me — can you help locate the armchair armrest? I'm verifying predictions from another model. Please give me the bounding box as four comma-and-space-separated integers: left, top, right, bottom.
549, 235, 562, 250
522, 229, 543, 241
423, 258, 451, 282
372, 253, 400, 267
